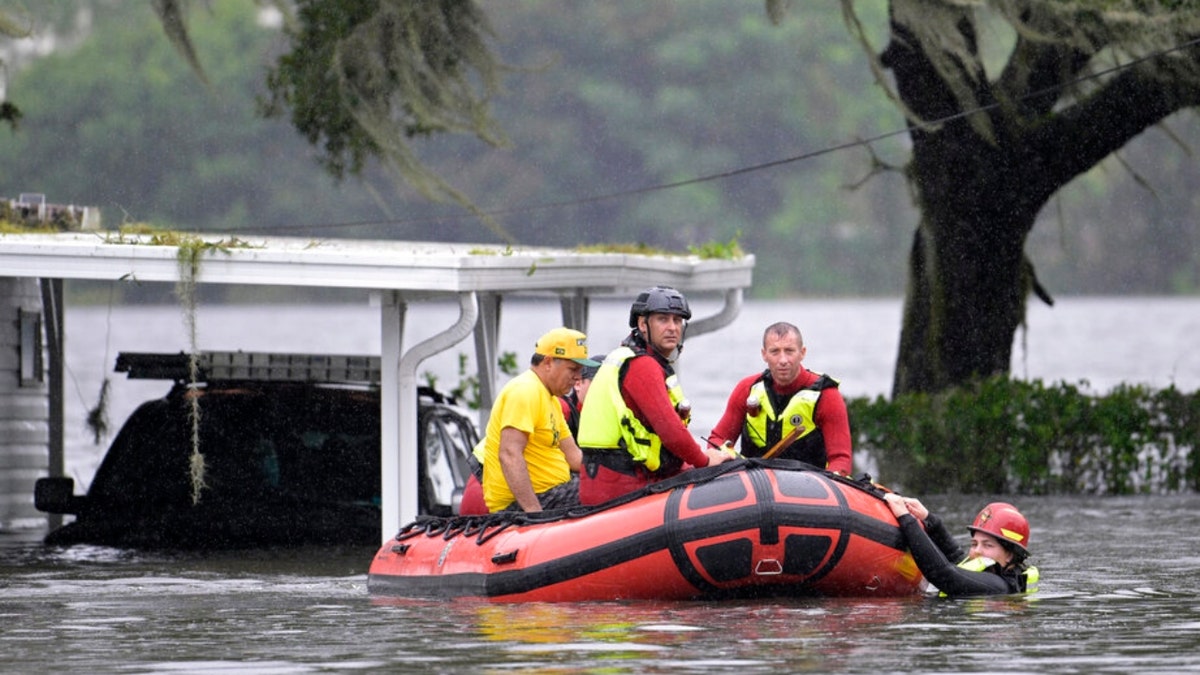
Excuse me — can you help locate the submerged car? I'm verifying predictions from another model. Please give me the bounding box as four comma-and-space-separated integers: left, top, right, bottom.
34, 351, 478, 549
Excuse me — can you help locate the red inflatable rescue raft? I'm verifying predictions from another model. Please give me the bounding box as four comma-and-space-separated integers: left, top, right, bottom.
368, 460, 924, 602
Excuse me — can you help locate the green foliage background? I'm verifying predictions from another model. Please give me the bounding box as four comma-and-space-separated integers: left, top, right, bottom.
2, 1, 1196, 493
1, 0, 1196, 297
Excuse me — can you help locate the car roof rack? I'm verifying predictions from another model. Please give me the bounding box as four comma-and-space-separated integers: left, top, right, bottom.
115, 351, 381, 386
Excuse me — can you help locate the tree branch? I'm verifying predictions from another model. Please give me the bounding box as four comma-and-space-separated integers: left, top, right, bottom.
1026, 53, 1200, 190
996, 36, 1094, 122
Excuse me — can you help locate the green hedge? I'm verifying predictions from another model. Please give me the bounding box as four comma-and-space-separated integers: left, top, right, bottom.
847, 377, 1200, 495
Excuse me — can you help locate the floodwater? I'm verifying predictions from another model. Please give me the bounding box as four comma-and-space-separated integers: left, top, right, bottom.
4, 493, 1200, 673
2, 296, 1198, 673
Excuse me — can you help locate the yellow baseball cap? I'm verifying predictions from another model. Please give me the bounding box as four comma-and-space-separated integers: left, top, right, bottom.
535, 327, 600, 367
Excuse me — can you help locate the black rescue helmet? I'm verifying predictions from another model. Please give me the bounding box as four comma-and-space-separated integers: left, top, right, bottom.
628, 286, 692, 328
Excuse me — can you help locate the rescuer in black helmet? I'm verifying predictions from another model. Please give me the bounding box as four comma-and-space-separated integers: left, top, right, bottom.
626, 285, 692, 359
576, 286, 731, 505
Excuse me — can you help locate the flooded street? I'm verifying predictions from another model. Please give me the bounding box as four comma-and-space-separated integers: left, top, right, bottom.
4, 494, 1199, 673
2, 297, 1197, 672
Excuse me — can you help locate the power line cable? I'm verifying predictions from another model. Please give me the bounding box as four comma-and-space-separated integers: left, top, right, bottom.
256, 33, 1200, 236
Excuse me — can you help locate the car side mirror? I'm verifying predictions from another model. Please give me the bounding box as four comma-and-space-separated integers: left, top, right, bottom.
34, 477, 86, 515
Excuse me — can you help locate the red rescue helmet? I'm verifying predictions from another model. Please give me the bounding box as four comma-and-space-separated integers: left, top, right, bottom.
967, 502, 1030, 554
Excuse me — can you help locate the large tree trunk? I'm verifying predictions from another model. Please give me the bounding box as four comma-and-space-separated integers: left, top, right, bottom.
893, 207, 1030, 396
884, 12, 1037, 396
880, 3, 1200, 397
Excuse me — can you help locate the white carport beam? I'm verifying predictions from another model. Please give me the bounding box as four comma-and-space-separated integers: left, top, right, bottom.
381, 291, 479, 543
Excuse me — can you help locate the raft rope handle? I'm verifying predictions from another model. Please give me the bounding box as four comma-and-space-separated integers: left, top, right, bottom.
393, 519, 434, 542
385, 461, 893, 548
441, 518, 471, 540
472, 516, 516, 542
827, 470, 895, 501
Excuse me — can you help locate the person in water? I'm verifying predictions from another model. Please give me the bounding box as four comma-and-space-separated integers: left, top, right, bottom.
885, 494, 1040, 596
708, 321, 852, 475
479, 327, 599, 513
576, 286, 733, 505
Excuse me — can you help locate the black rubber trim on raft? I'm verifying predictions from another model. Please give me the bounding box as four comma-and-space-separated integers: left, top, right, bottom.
791, 469, 854, 588
368, 466, 905, 599
664, 486, 701, 590
750, 465, 781, 545
666, 468, 785, 594
368, 500, 898, 599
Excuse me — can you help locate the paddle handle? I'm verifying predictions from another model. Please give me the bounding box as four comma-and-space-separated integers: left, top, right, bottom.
761, 426, 803, 460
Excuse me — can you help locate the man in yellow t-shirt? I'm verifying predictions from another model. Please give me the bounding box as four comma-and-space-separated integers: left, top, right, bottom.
482, 327, 600, 512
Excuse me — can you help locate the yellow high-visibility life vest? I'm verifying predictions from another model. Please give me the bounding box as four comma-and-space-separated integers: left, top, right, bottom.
939, 556, 1040, 595
576, 347, 687, 472
742, 372, 837, 462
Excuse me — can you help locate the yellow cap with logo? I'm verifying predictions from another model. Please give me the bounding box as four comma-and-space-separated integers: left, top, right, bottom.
535, 327, 600, 367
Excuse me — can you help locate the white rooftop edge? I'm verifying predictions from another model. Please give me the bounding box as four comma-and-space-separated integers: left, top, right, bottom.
0, 232, 754, 294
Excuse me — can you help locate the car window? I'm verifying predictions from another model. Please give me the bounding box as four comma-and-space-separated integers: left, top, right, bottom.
259, 387, 380, 506
84, 382, 480, 516
89, 385, 382, 509
88, 400, 192, 508
423, 416, 457, 507
420, 407, 478, 510
439, 413, 477, 477
286, 428, 379, 505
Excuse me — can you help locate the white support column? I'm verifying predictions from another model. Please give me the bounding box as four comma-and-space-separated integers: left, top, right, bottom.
383, 291, 478, 543
559, 289, 589, 333
39, 278, 64, 531
472, 293, 502, 431
379, 292, 407, 543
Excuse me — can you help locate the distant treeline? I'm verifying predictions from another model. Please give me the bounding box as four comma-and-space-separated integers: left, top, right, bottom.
1, 0, 1196, 298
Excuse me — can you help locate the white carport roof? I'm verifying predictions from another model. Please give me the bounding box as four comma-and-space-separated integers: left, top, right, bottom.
1, 232, 755, 542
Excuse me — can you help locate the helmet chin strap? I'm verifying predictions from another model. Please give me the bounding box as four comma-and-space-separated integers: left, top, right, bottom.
640, 317, 684, 362
668, 333, 683, 362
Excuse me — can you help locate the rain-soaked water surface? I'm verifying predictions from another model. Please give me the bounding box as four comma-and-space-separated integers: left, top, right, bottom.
2, 297, 1198, 672
4, 494, 1199, 673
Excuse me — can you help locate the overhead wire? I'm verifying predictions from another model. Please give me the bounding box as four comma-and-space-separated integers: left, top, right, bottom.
257, 33, 1200, 236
